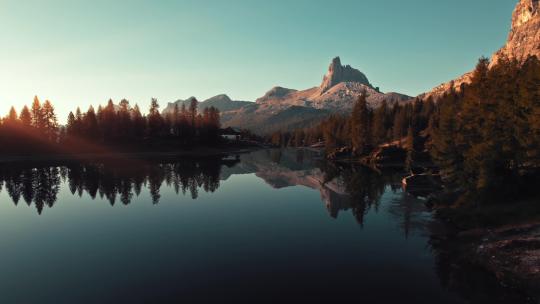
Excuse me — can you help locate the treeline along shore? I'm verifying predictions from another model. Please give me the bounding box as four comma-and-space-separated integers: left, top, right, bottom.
273, 56, 540, 205
271, 56, 540, 299
0, 96, 259, 159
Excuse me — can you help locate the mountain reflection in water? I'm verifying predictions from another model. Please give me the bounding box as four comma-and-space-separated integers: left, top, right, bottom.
0, 149, 531, 304
0, 149, 405, 226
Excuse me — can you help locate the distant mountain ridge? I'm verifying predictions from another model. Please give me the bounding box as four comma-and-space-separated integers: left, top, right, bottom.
163, 94, 250, 114
161, 0, 534, 134
221, 57, 411, 133
164, 57, 411, 134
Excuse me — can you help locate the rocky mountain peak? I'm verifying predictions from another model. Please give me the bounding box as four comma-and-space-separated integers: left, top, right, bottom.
512, 0, 538, 28
320, 57, 371, 93
205, 94, 232, 103
256, 87, 298, 103
491, 0, 540, 65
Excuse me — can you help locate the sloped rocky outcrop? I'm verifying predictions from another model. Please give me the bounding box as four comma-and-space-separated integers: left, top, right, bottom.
424, 0, 540, 100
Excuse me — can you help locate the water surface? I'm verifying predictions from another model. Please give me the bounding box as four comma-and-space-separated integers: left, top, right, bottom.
0, 149, 527, 303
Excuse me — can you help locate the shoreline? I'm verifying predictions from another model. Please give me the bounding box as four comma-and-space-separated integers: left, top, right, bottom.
325, 145, 540, 302
432, 201, 540, 302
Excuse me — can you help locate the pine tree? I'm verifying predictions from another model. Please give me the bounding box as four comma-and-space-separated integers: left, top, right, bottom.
372, 100, 388, 145
132, 104, 145, 140
118, 99, 132, 139
189, 98, 198, 128
74, 107, 83, 136
42, 100, 58, 142
7, 107, 18, 123
66, 112, 76, 137
173, 103, 180, 137
393, 106, 406, 145
430, 90, 464, 189
350, 94, 372, 155
101, 99, 117, 141
148, 98, 164, 138
83, 106, 99, 140
405, 125, 416, 172
31, 96, 44, 130
517, 56, 540, 167
19, 106, 32, 127
179, 103, 189, 142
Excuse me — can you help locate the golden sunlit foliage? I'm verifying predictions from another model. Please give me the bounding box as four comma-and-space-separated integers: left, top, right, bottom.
0, 97, 221, 154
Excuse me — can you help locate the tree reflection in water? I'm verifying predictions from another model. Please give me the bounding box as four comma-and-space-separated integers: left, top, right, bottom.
0, 150, 530, 303
0, 157, 238, 214
0, 150, 417, 232
0, 166, 61, 214
319, 161, 403, 226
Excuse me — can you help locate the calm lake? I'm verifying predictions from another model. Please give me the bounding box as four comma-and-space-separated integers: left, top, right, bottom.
0, 149, 528, 303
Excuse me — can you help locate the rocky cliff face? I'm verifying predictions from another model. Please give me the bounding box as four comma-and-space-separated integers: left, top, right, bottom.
424, 0, 540, 100
492, 0, 540, 65
320, 57, 372, 92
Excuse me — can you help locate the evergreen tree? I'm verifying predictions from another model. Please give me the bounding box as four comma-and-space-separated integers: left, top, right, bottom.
132, 104, 145, 140
83, 106, 99, 140
74, 107, 83, 137
42, 100, 58, 142
372, 100, 388, 145
350, 94, 372, 155
189, 98, 198, 128
19, 106, 32, 127
31, 96, 44, 130
102, 99, 117, 141
148, 98, 164, 138
66, 112, 76, 137
179, 103, 189, 142
430, 90, 464, 189
7, 107, 18, 123
393, 106, 406, 145
172, 103, 180, 137
405, 125, 416, 172
118, 99, 132, 139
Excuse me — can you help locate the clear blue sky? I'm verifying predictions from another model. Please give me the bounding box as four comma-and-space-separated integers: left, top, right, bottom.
0, 0, 516, 121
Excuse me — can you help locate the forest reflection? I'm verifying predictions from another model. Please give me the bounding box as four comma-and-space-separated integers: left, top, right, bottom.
0, 157, 239, 214
0, 150, 525, 303
0, 149, 409, 227
314, 157, 409, 228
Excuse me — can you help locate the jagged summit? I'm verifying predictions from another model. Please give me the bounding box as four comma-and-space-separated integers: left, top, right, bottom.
319, 57, 371, 93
